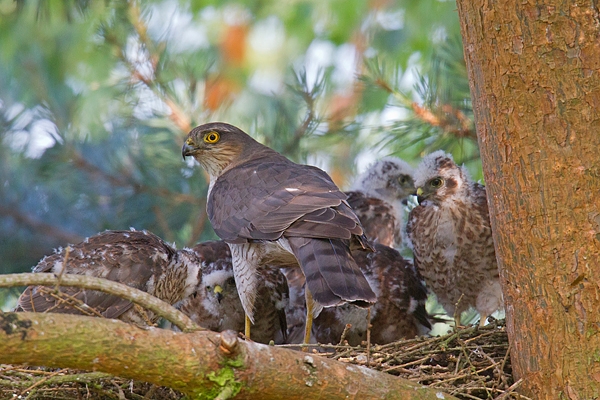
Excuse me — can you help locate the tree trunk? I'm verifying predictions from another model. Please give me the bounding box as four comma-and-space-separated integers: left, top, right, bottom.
456, 1, 600, 398
0, 312, 458, 400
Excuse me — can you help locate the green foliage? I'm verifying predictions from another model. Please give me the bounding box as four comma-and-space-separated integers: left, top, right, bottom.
0, 0, 476, 275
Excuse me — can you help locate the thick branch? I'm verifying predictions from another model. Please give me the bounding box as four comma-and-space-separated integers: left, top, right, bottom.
0, 312, 458, 399
0, 273, 200, 332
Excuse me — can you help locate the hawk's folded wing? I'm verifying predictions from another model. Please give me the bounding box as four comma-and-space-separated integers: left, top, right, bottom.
208, 158, 364, 243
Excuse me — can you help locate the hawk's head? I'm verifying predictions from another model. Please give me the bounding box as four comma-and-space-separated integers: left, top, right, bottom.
413, 150, 469, 204
182, 122, 258, 178
351, 157, 415, 203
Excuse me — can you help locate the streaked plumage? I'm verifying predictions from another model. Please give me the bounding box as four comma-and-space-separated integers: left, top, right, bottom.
177, 240, 289, 344
346, 157, 415, 248
15, 229, 202, 326
406, 151, 502, 326
286, 243, 431, 346
182, 122, 376, 342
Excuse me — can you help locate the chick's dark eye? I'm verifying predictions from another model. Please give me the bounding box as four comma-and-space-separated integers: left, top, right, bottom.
226, 277, 236, 286
430, 178, 444, 188
398, 176, 407, 184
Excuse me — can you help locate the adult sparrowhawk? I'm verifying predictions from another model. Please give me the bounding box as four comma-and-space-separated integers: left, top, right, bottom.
182, 122, 376, 343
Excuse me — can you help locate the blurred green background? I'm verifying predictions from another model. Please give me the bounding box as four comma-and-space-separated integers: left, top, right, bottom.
0, 0, 478, 314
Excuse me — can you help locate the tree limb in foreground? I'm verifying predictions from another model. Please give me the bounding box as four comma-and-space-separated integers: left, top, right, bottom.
0, 273, 200, 332
0, 312, 458, 400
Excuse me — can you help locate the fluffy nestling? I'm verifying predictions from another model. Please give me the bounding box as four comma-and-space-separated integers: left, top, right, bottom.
15, 229, 202, 326
405, 151, 503, 326
346, 157, 415, 248
177, 240, 289, 344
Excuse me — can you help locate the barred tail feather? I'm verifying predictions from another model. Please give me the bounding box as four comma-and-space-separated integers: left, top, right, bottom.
287, 237, 376, 309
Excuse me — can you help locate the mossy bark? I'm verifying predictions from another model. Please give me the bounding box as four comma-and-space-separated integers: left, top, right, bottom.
0, 312, 458, 399
456, 1, 600, 398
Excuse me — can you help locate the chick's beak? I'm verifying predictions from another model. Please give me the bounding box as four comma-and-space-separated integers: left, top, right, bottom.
214, 285, 224, 303
415, 187, 425, 204
182, 141, 196, 160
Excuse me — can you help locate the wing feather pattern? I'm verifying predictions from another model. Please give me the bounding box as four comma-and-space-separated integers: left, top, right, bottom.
15, 230, 173, 320
208, 159, 363, 243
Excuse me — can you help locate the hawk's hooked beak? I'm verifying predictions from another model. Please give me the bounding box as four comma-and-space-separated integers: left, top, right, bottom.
416, 187, 423, 196
214, 285, 224, 303
182, 139, 197, 160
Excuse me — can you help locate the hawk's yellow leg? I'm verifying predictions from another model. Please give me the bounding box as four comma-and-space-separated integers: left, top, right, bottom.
478, 313, 488, 328
303, 288, 316, 349
245, 315, 251, 339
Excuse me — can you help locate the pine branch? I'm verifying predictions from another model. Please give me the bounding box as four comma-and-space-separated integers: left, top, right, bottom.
411, 103, 476, 140
282, 71, 321, 155
186, 200, 208, 248
0, 312, 460, 399
70, 150, 200, 204
126, 2, 191, 134
0, 273, 201, 332
0, 204, 82, 244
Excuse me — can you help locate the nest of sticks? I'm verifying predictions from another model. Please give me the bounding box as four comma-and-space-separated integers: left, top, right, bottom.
313, 318, 529, 400
0, 319, 528, 400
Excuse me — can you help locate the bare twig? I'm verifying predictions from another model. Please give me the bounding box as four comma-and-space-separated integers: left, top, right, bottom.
19, 368, 66, 396
493, 378, 524, 400
366, 307, 372, 367
41, 287, 105, 318
0, 273, 201, 332
337, 324, 352, 346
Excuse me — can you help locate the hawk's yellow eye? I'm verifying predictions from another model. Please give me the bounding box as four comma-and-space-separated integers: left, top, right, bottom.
430, 178, 444, 188
204, 131, 220, 144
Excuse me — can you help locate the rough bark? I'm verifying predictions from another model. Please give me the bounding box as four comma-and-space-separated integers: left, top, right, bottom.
0, 273, 200, 332
0, 312, 457, 400
456, 1, 600, 398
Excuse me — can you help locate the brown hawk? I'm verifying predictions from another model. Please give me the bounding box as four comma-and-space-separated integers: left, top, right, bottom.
182, 122, 376, 343
405, 151, 503, 326
177, 240, 289, 344
346, 157, 415, 248
285, 243, 431, 346
15, 229, 202, 326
